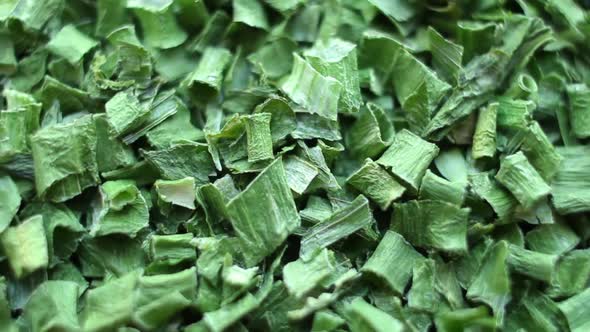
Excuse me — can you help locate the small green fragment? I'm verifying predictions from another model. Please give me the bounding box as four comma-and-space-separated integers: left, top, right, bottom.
496, 152, 551, 210
1, 215, 48, 278
347, 159, 405, 210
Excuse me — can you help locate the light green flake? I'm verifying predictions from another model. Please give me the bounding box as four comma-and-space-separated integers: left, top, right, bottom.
469, 172, 517, 221
347, 159, 405, 210
377, 129, 439, 192
1, 215, 48, 278
419, 170, 465, 206
22, 281, 80, 332
133, 5, 187, 49
346, 103, 394, 160
472, 103, 497, 159
281, 54, 342, 121
283, 155, 318, 195
506, 244, 557, 283
227, 158, 300, 267
203, 293, 260, 332
155, 177, 196, 215
345, 297, 405, 332
283, 249, 336, 299
428, 27, 463, 84
558, 287, 590, 332
243, 113, 273, 162
566, 83, 590, 139
548, 250, 590, 298
47, 25, 98, 65
233, 0, 269, 30
184, 47, 232, 102
142, 142, 215, 183
0, 176, 20, 232
408, 259, 440, 313
495, 152, 551, 210
552, 146, 590, 214
525, 223, 580, 255
105, 89, 150, 137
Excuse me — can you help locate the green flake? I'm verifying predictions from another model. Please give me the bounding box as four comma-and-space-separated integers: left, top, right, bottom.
469, 172, 517, 221
148, 233, 196, 268
233, 0, 269, 30
504, 289, 567, 332
311, 310, 345, 332
408, 259, 440, 313
305, 38, 362, 114
22, 281, 80, 332
300, 195, 373, 259
0, 215, 48, 278
377, 129, 439, 192
547, 249, 590, 298
0, 33, 16, 74
345, 297, 405, 332
566, 83, 590, 139
248, 38, 297, 79
391, 200, 469, 254
0, 176, 20, 232
495, 152, 551, 210
281, 54, 342, 121
105, 89, 150, 137
253, 97, 296, 144
184, 47, 232, 102
506, 244, 557, 283
428, 27, 463, 84
94, 114, 136, 173
227, 158, 300, 267
8, 0, 64, 30
552, 146, 590, 214
525, 223, 580, 255
283, 155, 318, 195
133, 5, 187, 49
346, 103, 394, 160
203, 293, 260, 332
283, 249, 336, 299
361, 231, 424, 294
142, 142, 215, 183
346, 159, 405, 210
146, 99, 204, 148
243, 113, 273, 162
47, 25, 98, 65
31, 115, 99, 202
558, 287, 590, 332
435, 306, 496, 332
419, 170, 465, 206
496, 98, 534, 132
96, 0, 129, 37
472, 103, 497, 159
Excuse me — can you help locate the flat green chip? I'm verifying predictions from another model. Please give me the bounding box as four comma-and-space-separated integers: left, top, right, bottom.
1, 215, 48, 278
47, 25, 98, 65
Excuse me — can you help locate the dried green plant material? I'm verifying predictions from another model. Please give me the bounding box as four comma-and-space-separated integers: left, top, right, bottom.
133, 268, 197, 330
347, 159, 405, 210
142, 142, 215, 183
0, 215, 48, 278
227, 158, 300, 267
361, 231, 423, 294
300, 195, 373, 259
154, 177, 196, 217
132, 5, 187, 49
283, 155, 318, 195
248, 37, 296, 79
505, 289, 567, 332
428, 27, 463, 84
21, 281, 80, 332
243, 113, 273, 162
281, 54, 342, 121
377, 129, 439, 192
94, 114, 136, 173
305, 38, 362, 114
435, 306, 496, 332
283, 249, 336, 299
392, 200, 469, 254
0, 176, 20, 232
434, 148, 469, 184
148, 233, 196, 268
345, 297, 404, 332
566, 83, 590, 139
496, 98, 534, 132
472, 103, 497, 159
506, 244, 557, 283
31, 116, 98, 202
558, 287, 590, 332
311, 310, 345, 332
419, 170, 465, 206
495, 152, 551, 210
184, 47, 232, 101
346, 103, 394, 159
525, 223, 580, 256
47, 25, 98, 65
469, 173, 517, 221
467, 241, 511, 323
253, 97, 296, 144
89, 180, 149, 237
547, 250, 590, 298
81, 271, 141, 332
203, 293, 260, 332
408, 259, 440, 313
145, 98, 204, 149
0, 33, 16, 74
552, 146, 590, 214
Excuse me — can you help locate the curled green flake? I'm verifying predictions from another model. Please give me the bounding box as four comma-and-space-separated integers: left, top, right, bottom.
184, 47, 232, 102
525, 223, 580, 256
361, 231, 423, 294
408, 259, 440, 313
346, 159, 405, 210
435, 306, 496, 332
346, 103, 394, 160
22, 281, 80, 332
148, 233, 196, 268
506, 244, 557, 283
472, 103, 497, 159
566, 83, 590, 139
547, 250, 590, 298
203, 293, 260, 332
283, 155, 318, 195
248, 38, 297, 79
428, 27, 463, 84
227, 158, 300, 267
133, 5, 187, 49
377, 129, 439, 192
0, 215, 48, 279
154, 177, 196, 213
233, 0, 269, 30
469, 172, 516, 221
31, 115, 99, 202
552, 146, 590, 214
496, 98, 534, 132
345, 297, 404, 332
391, 200, 469, 254
419, 170, 465, 206
558, 287, 590, 332
283, 249, 336, 299
281, 54, 342, 121
495, 151, 551, 210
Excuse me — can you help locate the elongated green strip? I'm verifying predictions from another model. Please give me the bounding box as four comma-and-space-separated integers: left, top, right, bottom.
419, 170, 465, 206
0, 176, 20, 232
467, 241, 511, 323
203, 293, 260, 332
377, 129, 439, 192
506, 244, 557, 283
566, 83, 590, 139
345, 298, 405, 332
428, 27, 463, 84
243, 113, 273, 162
495, 152, 551, 210
346, 103, 394, 159
184, 47, 232, 101
283, 155, 318, 195
469, 172, 516, 221
408, 259, 440, 313
227, 158, 300, 267
300, 195, 373, 259
283, 249, 336, 298
558, 287, 590, 332
552, 146, 590, 214
361, 231, 424, 295
496, 98, 534, 132
347, 159, 405, 210
281, 54, 342, 121
472, 103, 497, 159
